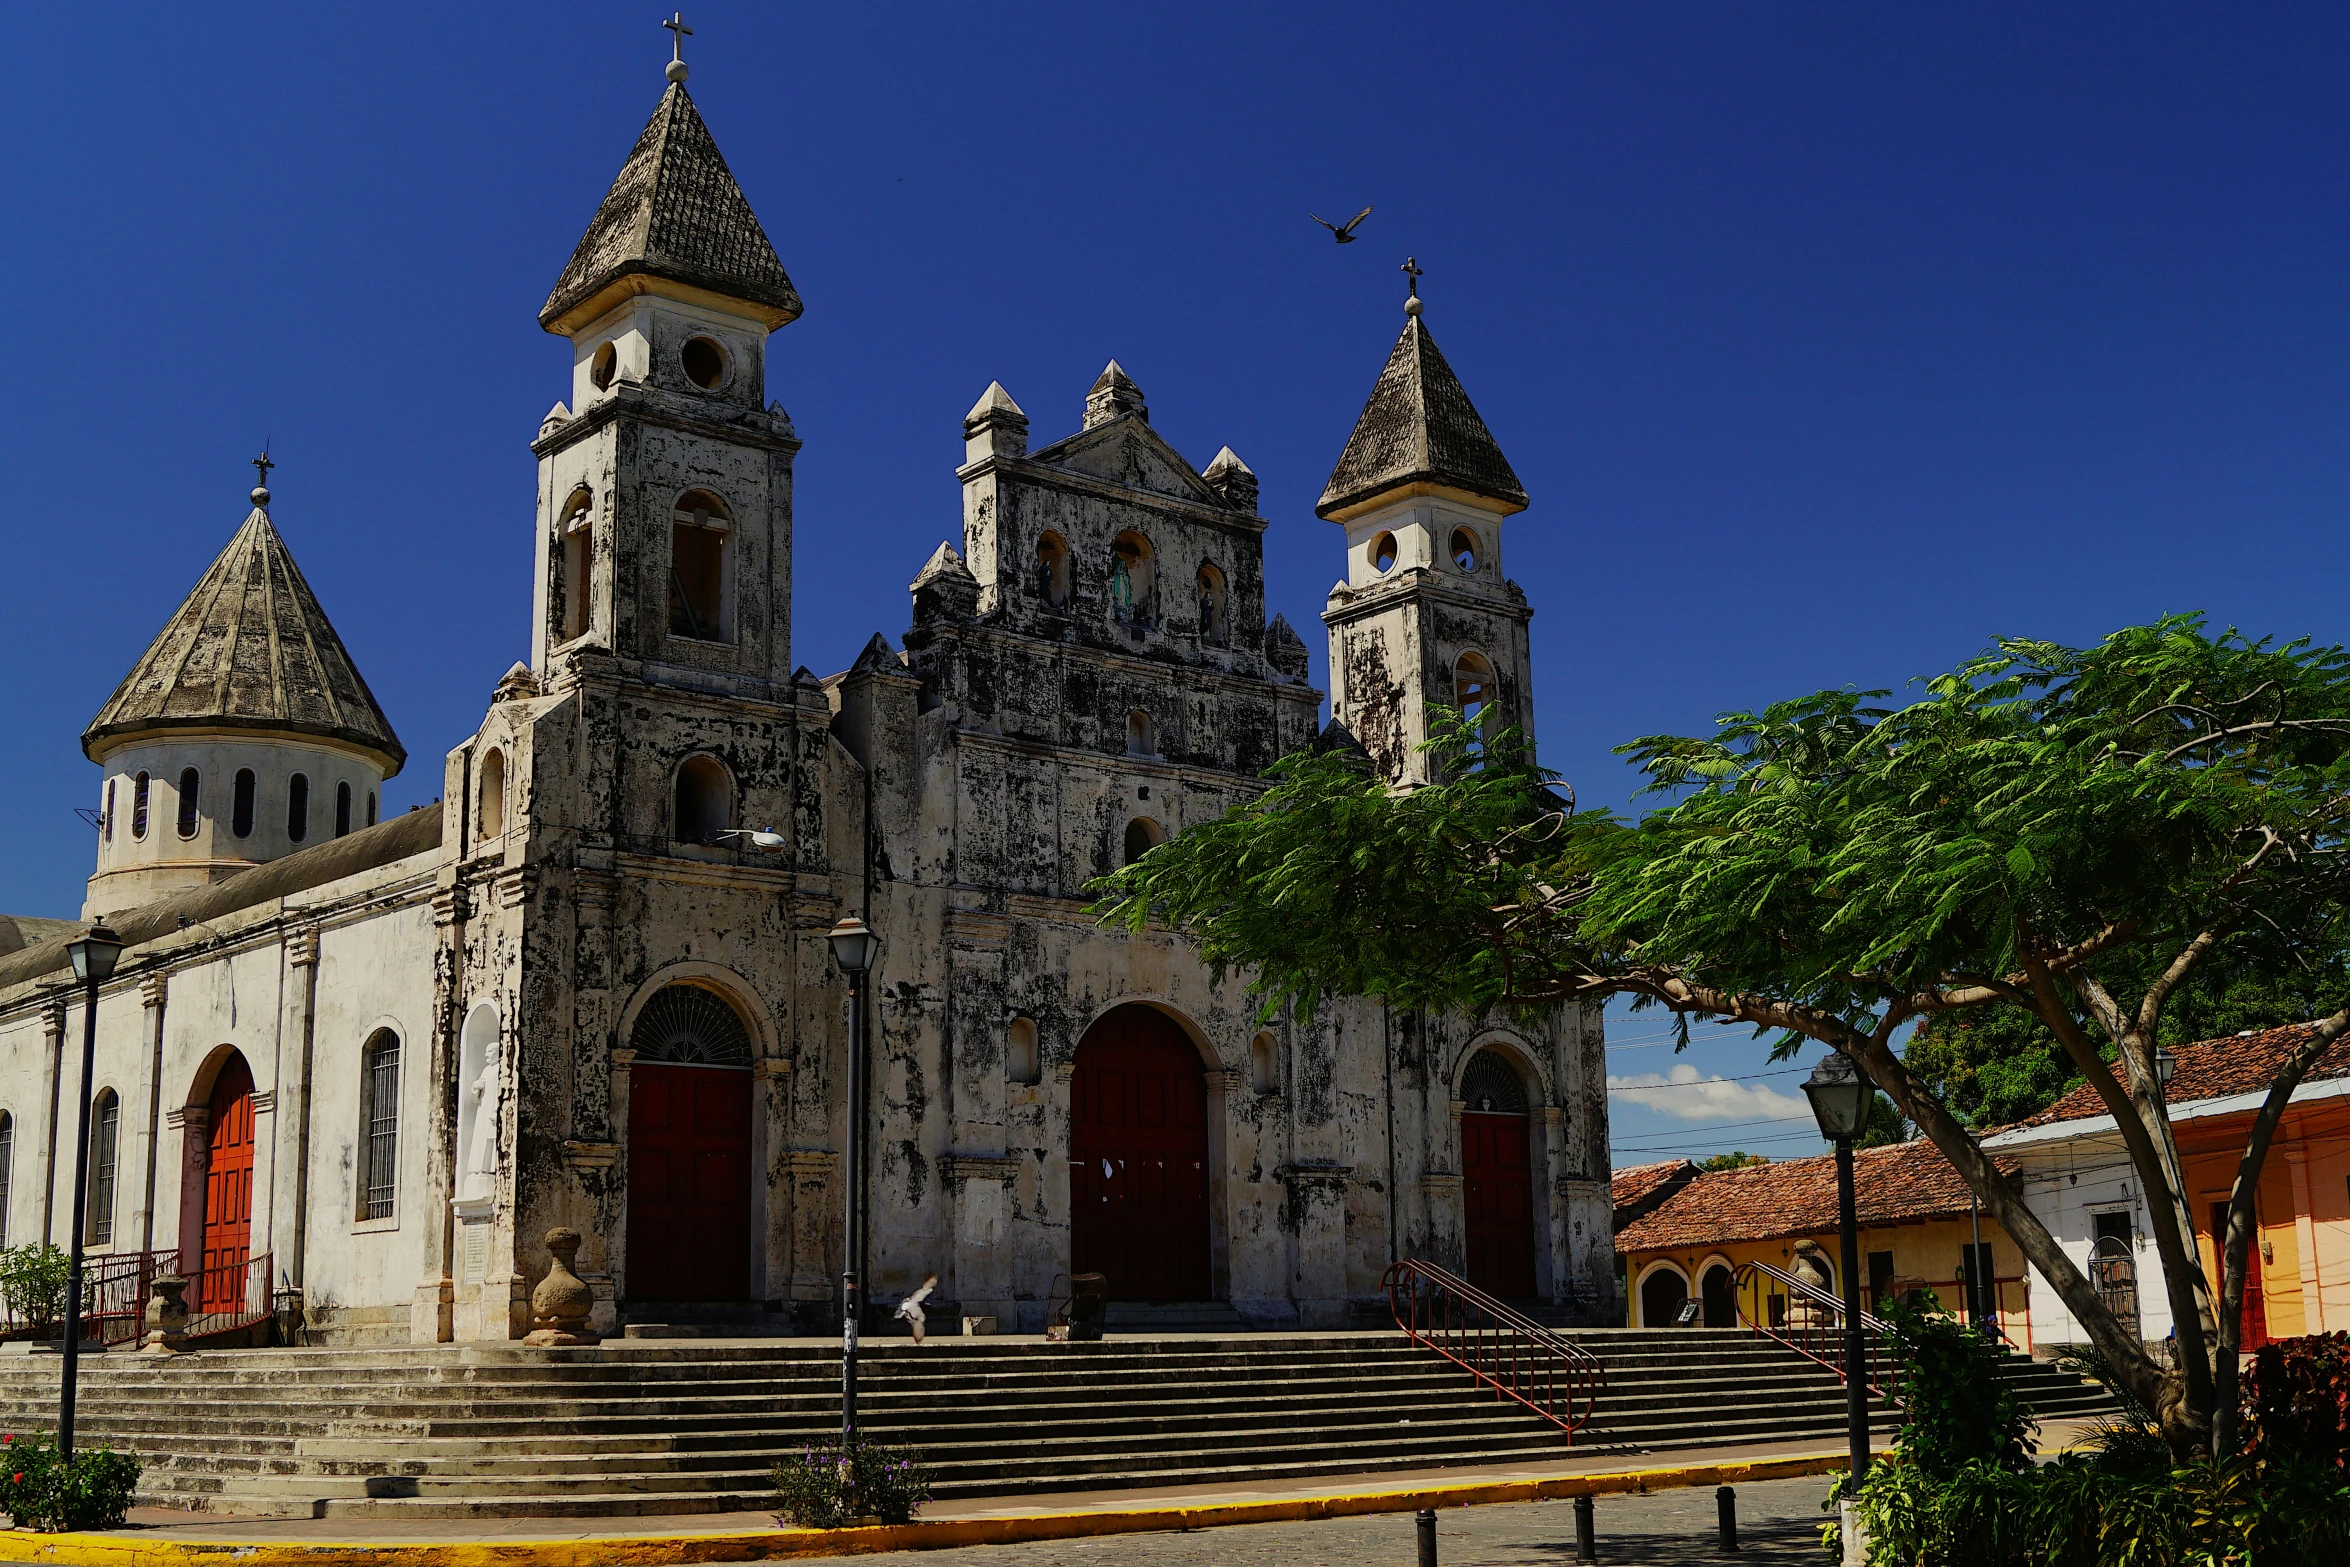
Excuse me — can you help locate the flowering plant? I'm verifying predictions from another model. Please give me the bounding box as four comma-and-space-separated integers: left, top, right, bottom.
772, 1435, 933, 1528
0, 1430, 142, 1530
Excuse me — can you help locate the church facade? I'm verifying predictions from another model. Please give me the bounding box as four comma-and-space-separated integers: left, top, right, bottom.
0, 64, 1614, 1344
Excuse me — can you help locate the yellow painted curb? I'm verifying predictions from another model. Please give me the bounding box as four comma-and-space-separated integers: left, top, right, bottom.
12, 1451, 1868, 1566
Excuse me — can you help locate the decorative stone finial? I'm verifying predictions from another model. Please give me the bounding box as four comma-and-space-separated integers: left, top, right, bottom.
523, 1228, 600, 1347
1402, 256, 1424, 316
1083, 361, 1147, 429
251, 444, 274, 509
663, 12, 692, 82
139, 1275, 190, 1355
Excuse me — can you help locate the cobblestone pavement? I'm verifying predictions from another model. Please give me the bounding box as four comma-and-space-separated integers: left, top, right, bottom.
767, 1475, 1839, 1565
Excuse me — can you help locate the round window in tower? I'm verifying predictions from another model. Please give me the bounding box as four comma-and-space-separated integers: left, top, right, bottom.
589, 341, 618, 391
1451, 527, 1480, 573
1371, 532, 1398, 573
680, 337, 728, 390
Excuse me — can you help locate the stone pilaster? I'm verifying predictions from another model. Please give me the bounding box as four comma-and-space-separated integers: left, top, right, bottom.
1279, 1162, 1354, 1328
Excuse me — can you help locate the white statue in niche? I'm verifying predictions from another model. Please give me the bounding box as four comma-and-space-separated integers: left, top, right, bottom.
461, 1060, 502, 1199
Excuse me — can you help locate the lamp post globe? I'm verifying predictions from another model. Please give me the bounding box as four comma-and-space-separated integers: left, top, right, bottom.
65, 923, 124, 985
826, 915, 878, 975
2154, 1047, 2177, 1093
1802, 1051, 1872, 1142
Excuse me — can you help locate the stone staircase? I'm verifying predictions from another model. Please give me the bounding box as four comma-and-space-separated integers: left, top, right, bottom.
0, 1328, 2097, 1520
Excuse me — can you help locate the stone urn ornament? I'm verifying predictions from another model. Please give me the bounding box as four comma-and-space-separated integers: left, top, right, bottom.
139, 1275, 190, 1355
523, 1228, 600, 1347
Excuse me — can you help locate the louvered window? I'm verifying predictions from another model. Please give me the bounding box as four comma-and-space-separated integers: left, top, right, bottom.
362, 1032, 401, 1220
0, 1112, 14, 1247
87, 1093, 119, 1246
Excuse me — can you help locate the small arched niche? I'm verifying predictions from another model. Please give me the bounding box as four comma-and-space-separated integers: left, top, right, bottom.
669, 490, 733, 643
1250, 1031, 1279, 1095
1123, 816, 1166, 866
1109, 531, 1155, 628
1006, 1017, 1040, 1086
1454, 652, 1497, 756
674, 756, 734, 846
1036, 532, 1071, 607
559, 488, 595, 642
1125, 709, 1157, 758
1196, 563, 1229, 646
476, 749, 506, 841
455, 1003, 501, 1203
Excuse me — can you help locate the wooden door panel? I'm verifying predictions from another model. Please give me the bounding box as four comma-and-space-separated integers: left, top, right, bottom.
1070, 1007, 1211, 1302
1462, 1111, 1536, 1300
628, 1065, 751, 1302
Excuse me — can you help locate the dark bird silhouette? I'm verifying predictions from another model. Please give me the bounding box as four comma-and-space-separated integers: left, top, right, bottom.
1311, 206, 1374, 244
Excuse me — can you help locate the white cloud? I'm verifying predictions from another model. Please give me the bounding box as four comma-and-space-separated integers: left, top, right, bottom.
1606, 1064, 1811, 1124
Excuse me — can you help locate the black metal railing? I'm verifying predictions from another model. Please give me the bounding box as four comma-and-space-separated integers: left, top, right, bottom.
1732, 1258, 1900, 1404
1381, 1258, 1605, 1438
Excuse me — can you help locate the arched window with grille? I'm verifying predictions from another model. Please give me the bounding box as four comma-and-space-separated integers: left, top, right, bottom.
628, 984, 755, 1065
0, 1111, 14, 1247
132, 772, 150, 839
87, 1091, 120, 1247
360, 1031, 401, 1220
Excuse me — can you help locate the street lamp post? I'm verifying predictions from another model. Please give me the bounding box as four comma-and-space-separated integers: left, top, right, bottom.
60, 923, 124, 1462
826, 915, 879, 1445
1802, 1052, 1875, 1511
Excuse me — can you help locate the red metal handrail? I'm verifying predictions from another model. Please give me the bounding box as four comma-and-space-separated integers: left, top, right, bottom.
1731, 1258, 1900, 1405
1382, 1258, 1605, 1438
0, 1248, 277, 1349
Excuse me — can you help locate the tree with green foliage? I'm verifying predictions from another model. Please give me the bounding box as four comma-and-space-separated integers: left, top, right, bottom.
1696, 1151, 1770, 1171
1093, 616, 2350, 1457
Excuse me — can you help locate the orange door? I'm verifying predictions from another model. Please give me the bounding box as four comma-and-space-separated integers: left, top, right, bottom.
2208, 1202, 2267, 1349
1070, 1006, 1211, 1302
1462, 1110, 1536, 1298
198, 1056, 256, 1313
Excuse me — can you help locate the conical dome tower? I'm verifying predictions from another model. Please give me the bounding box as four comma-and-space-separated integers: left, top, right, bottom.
80, 473, 403, 915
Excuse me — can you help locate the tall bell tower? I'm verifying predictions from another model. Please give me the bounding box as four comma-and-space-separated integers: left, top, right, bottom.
530, 47, 804, 698
1319, 265, 1534, 783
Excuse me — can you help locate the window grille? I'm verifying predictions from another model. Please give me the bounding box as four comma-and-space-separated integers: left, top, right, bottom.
132, 773, 150, 839
87, 1093, 118, 1246
1460, 1049, 1529, 1114
0, 1112, 14, 1247
176, 768, 201, 839
363, 1034, 401, 1220
628, 985, 753, 1066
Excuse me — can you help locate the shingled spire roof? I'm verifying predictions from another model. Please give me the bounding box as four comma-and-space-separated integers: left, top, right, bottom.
1317, 308, 1527, 520
540, 82, 802, 333
83, 506, 405, 774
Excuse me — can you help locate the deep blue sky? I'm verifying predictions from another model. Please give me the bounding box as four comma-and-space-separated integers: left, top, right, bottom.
9, 5, 2347, 1162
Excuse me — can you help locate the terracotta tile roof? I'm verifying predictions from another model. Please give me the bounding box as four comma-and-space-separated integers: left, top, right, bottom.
1317, 310, 1526, 518
1615, 1139, 2017, 1254
1612, 1159, 1696, 1210
2020, 1023, 2350, 1129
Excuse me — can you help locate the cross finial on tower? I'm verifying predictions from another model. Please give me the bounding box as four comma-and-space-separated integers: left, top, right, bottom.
251, 442, 274, 509
663, 12, 693, 82
1401, 256, 1423, 317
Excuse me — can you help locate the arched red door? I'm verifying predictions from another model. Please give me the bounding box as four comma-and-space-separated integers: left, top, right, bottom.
1070, 1006, 1211, 1301
1460, 1049, 1537, 1299
198, 1055, 256, 1313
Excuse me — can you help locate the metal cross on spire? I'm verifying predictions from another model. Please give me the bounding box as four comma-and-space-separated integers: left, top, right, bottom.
251, 442, 274, 509
1401, 256, 1423, 299
663, 12, 693, 82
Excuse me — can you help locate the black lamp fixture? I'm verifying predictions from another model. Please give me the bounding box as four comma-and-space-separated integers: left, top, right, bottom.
2154, 1047, 2177, 1094
1802, 1049, 1873, 1142
59, 921, 124, 1462
826, 914, 879, 1442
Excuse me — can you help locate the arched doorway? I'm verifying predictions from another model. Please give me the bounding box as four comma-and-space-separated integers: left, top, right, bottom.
1070, 1005, 1210, 1301
625, 984, 754, 1302
196, 1053, 256, 1314
1459, 1050, 1536, 1299
1639, 1264, 1688, 1328
1701, 1263, 1736, 1327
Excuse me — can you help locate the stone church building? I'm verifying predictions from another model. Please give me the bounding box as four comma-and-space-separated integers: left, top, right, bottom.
0, 63, 1613, 1344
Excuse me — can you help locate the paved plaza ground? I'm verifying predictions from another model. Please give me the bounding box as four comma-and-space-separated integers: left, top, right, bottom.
780, 1475, 1838, 1565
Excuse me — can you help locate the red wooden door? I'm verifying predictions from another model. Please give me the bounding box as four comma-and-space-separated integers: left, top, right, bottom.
2209, 1202, 2267, 1349
627, 1065, 752, 1301
1462, 1110, 1536, 1299
1070, 1007, 1211, 1301
198, 1055, 256, 1313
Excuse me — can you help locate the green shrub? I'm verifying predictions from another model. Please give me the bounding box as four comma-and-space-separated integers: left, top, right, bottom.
0, 1430, 142, 1531
0, 1247, 72, 1339
2240, 1330, 2350, 1471
772, 1436, 932, 1528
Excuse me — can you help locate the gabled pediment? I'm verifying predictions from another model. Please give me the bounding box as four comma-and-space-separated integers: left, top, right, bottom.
1032, 418, 1220, 506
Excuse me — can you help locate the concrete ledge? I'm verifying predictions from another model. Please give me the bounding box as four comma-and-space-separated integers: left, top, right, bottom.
13, 1451, 1857, 1566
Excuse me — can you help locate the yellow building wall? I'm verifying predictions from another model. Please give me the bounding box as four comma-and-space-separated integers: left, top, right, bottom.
2180, 1096, 2350, 1342
1623, 1216, 2029, 1341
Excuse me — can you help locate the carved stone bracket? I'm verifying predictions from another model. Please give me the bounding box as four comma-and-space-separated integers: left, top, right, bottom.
139, 972, 171, 1008
752, 1058, 791, 1080
492, 866, 535, 911
1005, 894, 1093, 928
1417, 1173, 1465, 1198
782, 1149, 840, 1177
945, 909, 1012, 954
248, 1090, 276, 1116
284, 928, 320, 970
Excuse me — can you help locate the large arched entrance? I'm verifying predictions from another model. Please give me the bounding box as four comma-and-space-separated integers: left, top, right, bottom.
1459, 1049, 1536, 1299
1070, 1005, 1211, 1302
625, 984, 754, 1302
196, 1053, 256, 1314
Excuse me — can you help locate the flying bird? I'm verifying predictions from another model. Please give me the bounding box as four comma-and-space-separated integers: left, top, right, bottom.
1311, 206, 1374, 244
